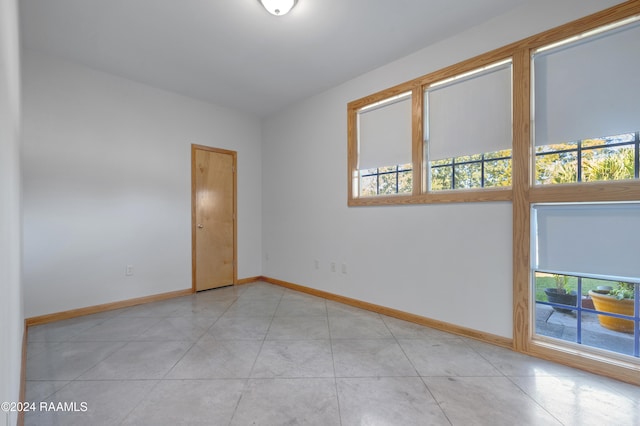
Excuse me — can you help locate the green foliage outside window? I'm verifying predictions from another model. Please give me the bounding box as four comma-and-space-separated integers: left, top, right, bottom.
360, 133, 637, 196
359, 164, 412, 197
430, 149, 512, 191
536, 134, 637, 184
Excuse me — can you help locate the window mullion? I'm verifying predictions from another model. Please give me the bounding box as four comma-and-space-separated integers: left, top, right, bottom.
577, 140, 583, 182
635, 131, 640, 179
451, 158, 456, 190
481, 153, 486, 188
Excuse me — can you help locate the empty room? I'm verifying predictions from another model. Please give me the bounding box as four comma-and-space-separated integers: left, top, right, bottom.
2, 0, 640, 425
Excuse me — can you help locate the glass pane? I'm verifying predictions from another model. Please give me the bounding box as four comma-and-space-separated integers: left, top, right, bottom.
535, 132, 638, 185
485, 149, 512, 160
484, 159, 512, 187
398, 170, 412, 194
581, 137, 607, 148
535, 272, 578, 310
536, 303, 578, 340
430, 165, 452, 190
609, 133, 636, 143
456, 154, 483, 162
584, 278, 635, 356
454, 162, 482, 189
431, 158, 451, 166
534, 272, 638, 359
581, 325, 635, 356
534, 272, 578, 342
378, 172, 397, 195
359, 167, 378, 176
359, 166, 413, 197
535, 142, 578, 154
535, 151, 578, 184
581, 146, 634, 182
582, 133, 635, 147
359, 175, 377, 197
582, 277, 616, 294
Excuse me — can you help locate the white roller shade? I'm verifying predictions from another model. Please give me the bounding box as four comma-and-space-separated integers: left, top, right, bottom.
358, 94, 412, 170
533, 203, 640, 282
426, 63, 512, 161
534, 21, 640, 145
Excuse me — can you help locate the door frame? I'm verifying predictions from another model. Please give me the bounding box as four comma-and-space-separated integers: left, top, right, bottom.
191, 144, 237, 292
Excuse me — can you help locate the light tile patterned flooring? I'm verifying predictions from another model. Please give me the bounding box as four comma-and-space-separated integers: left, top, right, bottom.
25, 282, 640, 425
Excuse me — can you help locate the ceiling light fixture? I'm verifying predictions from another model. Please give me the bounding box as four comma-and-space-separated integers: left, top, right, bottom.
258, 0, 298, 16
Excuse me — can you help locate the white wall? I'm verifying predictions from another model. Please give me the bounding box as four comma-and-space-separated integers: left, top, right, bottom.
0, 0, 22, 424
22, 51, 262, 318
262, 0, 622, 338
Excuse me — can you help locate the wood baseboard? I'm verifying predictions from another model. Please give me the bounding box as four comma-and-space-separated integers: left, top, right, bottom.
237, 276, 263, 285
25, 276, 265, 326
262, 276, 513, 349
25, 288, 193, 327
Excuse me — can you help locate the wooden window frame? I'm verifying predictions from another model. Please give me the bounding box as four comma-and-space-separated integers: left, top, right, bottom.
347, 1, 640, 385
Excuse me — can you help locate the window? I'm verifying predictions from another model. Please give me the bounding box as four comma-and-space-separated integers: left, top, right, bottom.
425, 61, 512, 191
533, 19, 640, 185
348, 61, 513, 204
532, 203, 640, 358
356, 92, 413, 198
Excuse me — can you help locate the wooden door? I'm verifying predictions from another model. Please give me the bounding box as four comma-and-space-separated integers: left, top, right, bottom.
192, 145, 236, 291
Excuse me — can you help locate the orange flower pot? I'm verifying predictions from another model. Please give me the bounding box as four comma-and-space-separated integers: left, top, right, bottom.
588, 291, 635, 334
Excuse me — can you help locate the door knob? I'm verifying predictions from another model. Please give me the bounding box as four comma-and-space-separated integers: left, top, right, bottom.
197, 224, 204, 229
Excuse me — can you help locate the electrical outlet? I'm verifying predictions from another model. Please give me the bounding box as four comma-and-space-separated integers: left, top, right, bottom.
125, 265, 134, 276
330, 262, 336, 272
314, 259, 319, 270
265, 252, 269, 261
341, 263, 347, 274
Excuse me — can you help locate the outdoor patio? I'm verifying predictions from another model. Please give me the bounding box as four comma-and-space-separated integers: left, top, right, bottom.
536, 303, 637, 357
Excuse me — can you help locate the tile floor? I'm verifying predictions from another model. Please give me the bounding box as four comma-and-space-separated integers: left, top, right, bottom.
24, 282, 640, 425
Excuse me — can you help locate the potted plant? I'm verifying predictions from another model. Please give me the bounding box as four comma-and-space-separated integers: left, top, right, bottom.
544, 274, 577, 313
588, 282, 635, 333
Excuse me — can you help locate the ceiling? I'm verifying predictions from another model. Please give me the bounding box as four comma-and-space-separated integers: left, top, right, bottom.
20, 0, 527, 117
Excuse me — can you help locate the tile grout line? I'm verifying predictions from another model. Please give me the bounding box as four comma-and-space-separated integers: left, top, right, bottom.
504, 377, 566, 425
326, 298, 344, 426
381, 316, 454, 426
117, 379, 163, 425
91, 295, 205, 424
228, 286, 286, 425
159, 292, 240, 380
